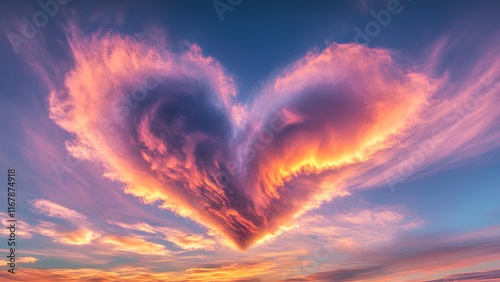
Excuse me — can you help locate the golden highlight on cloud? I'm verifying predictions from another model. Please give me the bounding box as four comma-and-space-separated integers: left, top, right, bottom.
0, 257, 38, 265
28, 199, 99, 245
41, 25, 499, 250
102, 235, 171, 256
110, 221, 216, 250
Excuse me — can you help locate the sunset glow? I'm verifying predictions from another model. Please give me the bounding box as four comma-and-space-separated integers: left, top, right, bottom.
1, 1, 499, 281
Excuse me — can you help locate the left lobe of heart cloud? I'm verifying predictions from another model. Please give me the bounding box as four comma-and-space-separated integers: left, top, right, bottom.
45, 25, 259, 249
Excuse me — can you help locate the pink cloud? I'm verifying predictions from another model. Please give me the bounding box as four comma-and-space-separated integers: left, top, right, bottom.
282, 226, 500, 281
101, 235, 171, 256
34, 25, 499, 250
32, 199, 87, 221
109, 221, 216, 250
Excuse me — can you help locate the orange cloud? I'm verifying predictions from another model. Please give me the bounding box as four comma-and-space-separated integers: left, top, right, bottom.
39, 26, 498, 250
158, 227, 216, 250
37, 222, 98, 245
109, 221, 157, 234
102, 235, 171, 256
0, 261, 272, 282
110, 221, 216, 250
32, 199, 86, 221
0, 256, 38, 265
0, 212, 35, 238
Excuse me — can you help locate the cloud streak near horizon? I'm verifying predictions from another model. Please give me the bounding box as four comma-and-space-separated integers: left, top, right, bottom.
37, 22, 500, 252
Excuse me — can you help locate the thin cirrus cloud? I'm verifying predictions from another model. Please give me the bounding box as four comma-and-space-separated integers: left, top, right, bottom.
0, 212, 35, 239
2, 205, 96, 247
32, 199, 87, 221
29, 199, 180, 254
36, 221, 96, 246
282, 226, 500, 281
33, 21, 499, 251
30, 199, 99, 245
291, 208, 422, 250
0, 257, 38, 266
109, 221, 216, 250
0, 262, 273, 282
101, 235, 171, 256
423, 269, 500, 282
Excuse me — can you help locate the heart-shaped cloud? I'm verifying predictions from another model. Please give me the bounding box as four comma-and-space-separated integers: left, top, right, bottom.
47, 27, 440, 249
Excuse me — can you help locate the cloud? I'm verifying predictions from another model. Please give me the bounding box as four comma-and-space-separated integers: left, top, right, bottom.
110, 221, 216, 250
7, 228, 499, 282
110, 222, 157, 234
180, 262, 272, 281
283, 265, 384, 281
32, 199, 86, 221
0, 212, 36, 238
157, 227, 216, 250
36, 24, 499, 250
0, 256, 38, 265
291, 207, 422, 250
424, 269, 500, 282
37, 222, 98, 245
281, 227, 500, 281
22, 199, 100, 245
58, 229, 97, 245
0, 262, 270, 282
102, 235, 171, 256
0, 268, 121, 282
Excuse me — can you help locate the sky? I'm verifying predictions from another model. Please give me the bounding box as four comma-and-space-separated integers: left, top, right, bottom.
0, 0, 499, 281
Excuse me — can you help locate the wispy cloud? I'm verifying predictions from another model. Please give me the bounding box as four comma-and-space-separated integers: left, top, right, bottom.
37, 224, 98, 245
37, 25, 448, 249
101, 235, 171, 256
33, 23, 499, 249
0, 257, 38, 265
423, 269, 500, 282
11, 6, 499, 281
